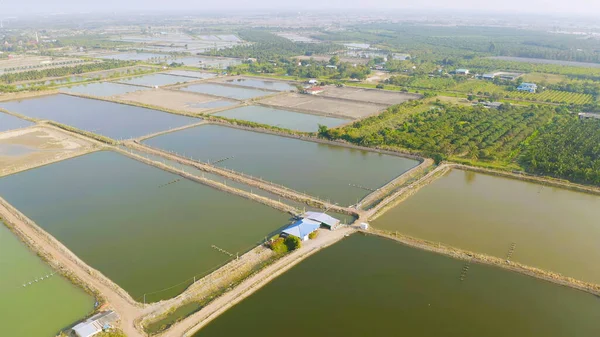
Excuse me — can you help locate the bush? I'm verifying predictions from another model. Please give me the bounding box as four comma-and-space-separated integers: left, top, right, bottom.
376, 84, 385, 89
284, 235, 302, 251
308, 231, 319, 240
269, 238, 288, 254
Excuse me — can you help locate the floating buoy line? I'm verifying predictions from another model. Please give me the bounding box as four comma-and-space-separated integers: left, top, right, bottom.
22, 272, 56, 288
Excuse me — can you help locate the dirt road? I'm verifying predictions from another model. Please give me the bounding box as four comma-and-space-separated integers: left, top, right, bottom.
166, 226, 356, 337
0, 197, 147, 337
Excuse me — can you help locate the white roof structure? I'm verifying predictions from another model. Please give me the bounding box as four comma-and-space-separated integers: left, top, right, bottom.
72, 311, 118, 337
303, 211, 340, 228
73, 323, 101, 337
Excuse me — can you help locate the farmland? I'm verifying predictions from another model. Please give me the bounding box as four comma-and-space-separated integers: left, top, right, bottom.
450, 80, 595, 104
320, 101, 555, 163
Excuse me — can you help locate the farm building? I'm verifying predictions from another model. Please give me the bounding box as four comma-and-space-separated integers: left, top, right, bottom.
455, 69, 469, 75
281, 218, 321, 241
305, 86, 324, 95
481, 71, 523, 81
71, 311, 118, 337
517, 83, 538, 93
302, 211, 340, 230
578, 112, 600, 120
392, 53, 411, 61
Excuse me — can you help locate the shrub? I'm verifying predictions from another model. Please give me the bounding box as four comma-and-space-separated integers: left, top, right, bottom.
284, 235, 302, 251
269, 238, 288, 254
308, 231, 319, 240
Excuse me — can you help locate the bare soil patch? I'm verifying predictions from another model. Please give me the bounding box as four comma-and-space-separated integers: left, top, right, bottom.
0, 126, 96, 176
320, 86, 421, 105
295, 55, 370, 65
258, 93, 385, 119
115, 89, 239, 114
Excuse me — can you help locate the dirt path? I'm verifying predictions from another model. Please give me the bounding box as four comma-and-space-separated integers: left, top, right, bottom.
0, 197, 146, 337
165, 226, 356, 337
125, 141, 357, 216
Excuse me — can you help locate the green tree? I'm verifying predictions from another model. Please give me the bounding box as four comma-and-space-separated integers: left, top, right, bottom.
284, 236, 302, 251
329, 55, 340, 65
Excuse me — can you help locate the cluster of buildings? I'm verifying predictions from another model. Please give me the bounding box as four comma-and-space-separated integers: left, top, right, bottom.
281, 211, 341, 241
455, 68, 538, 93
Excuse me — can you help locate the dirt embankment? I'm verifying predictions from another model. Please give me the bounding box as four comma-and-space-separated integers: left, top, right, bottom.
366, 229, 600, 297
166, 226, 356, 337
0, 126, 98, 178
124, 141, 357, 217
0, 196, 145, 337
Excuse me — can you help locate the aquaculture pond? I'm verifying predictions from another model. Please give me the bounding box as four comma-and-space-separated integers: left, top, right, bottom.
221, 78, 296, 91
0, 111, 33, 132
167, 70, 216, 79
59, 82, 148, 97
373, 169, 600, 284
0, 223, 94, 337
0, 151, 291, 302
0, 94, 200, 140
143, 125, 418, 206
169, 57, 242, 69
194, 234, 600, 337
118, 73, 197, 87
213, 106, 349, 132
99, 52, 167, 61
181, 83, 272, 100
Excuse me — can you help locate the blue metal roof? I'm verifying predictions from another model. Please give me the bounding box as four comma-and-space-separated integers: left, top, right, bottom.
282, 218, 321, 239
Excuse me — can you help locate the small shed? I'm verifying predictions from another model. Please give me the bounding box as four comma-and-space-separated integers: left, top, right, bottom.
455, 68, 469, 75
305, 86, 324, 95
360, 223, 369, 230
302, 211, 340, 230
72, 311, 118, 337
578, 112, 600, 120
281, 218, 321, 241
308, 79, 318, 85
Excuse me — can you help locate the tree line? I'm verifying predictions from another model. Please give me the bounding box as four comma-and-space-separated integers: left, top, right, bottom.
0, 60, 134, 84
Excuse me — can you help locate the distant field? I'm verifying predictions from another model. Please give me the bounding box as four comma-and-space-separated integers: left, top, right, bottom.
451, 80, 594, 104
488, 56, 600, 68
320, 86, 421, 105
521, 73, 567, 84
295, 55, 370, 65
258, 93, 386, 119
508, 90, 594, 105
0, 56, 91, 75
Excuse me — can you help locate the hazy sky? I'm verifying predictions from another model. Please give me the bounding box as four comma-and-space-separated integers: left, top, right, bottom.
2, 0, 600, 16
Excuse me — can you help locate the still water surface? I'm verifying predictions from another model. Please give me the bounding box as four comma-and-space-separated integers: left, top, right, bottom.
0, 224, 94, 337
373, 169, 600, 283
0, 94, 200, 140
195, 234, 600, 337
214, 105, 349, 132
0, 151, 291, 301
0, 111, 33, 132
143, 125, 418, 206
221, 78, 295, 91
